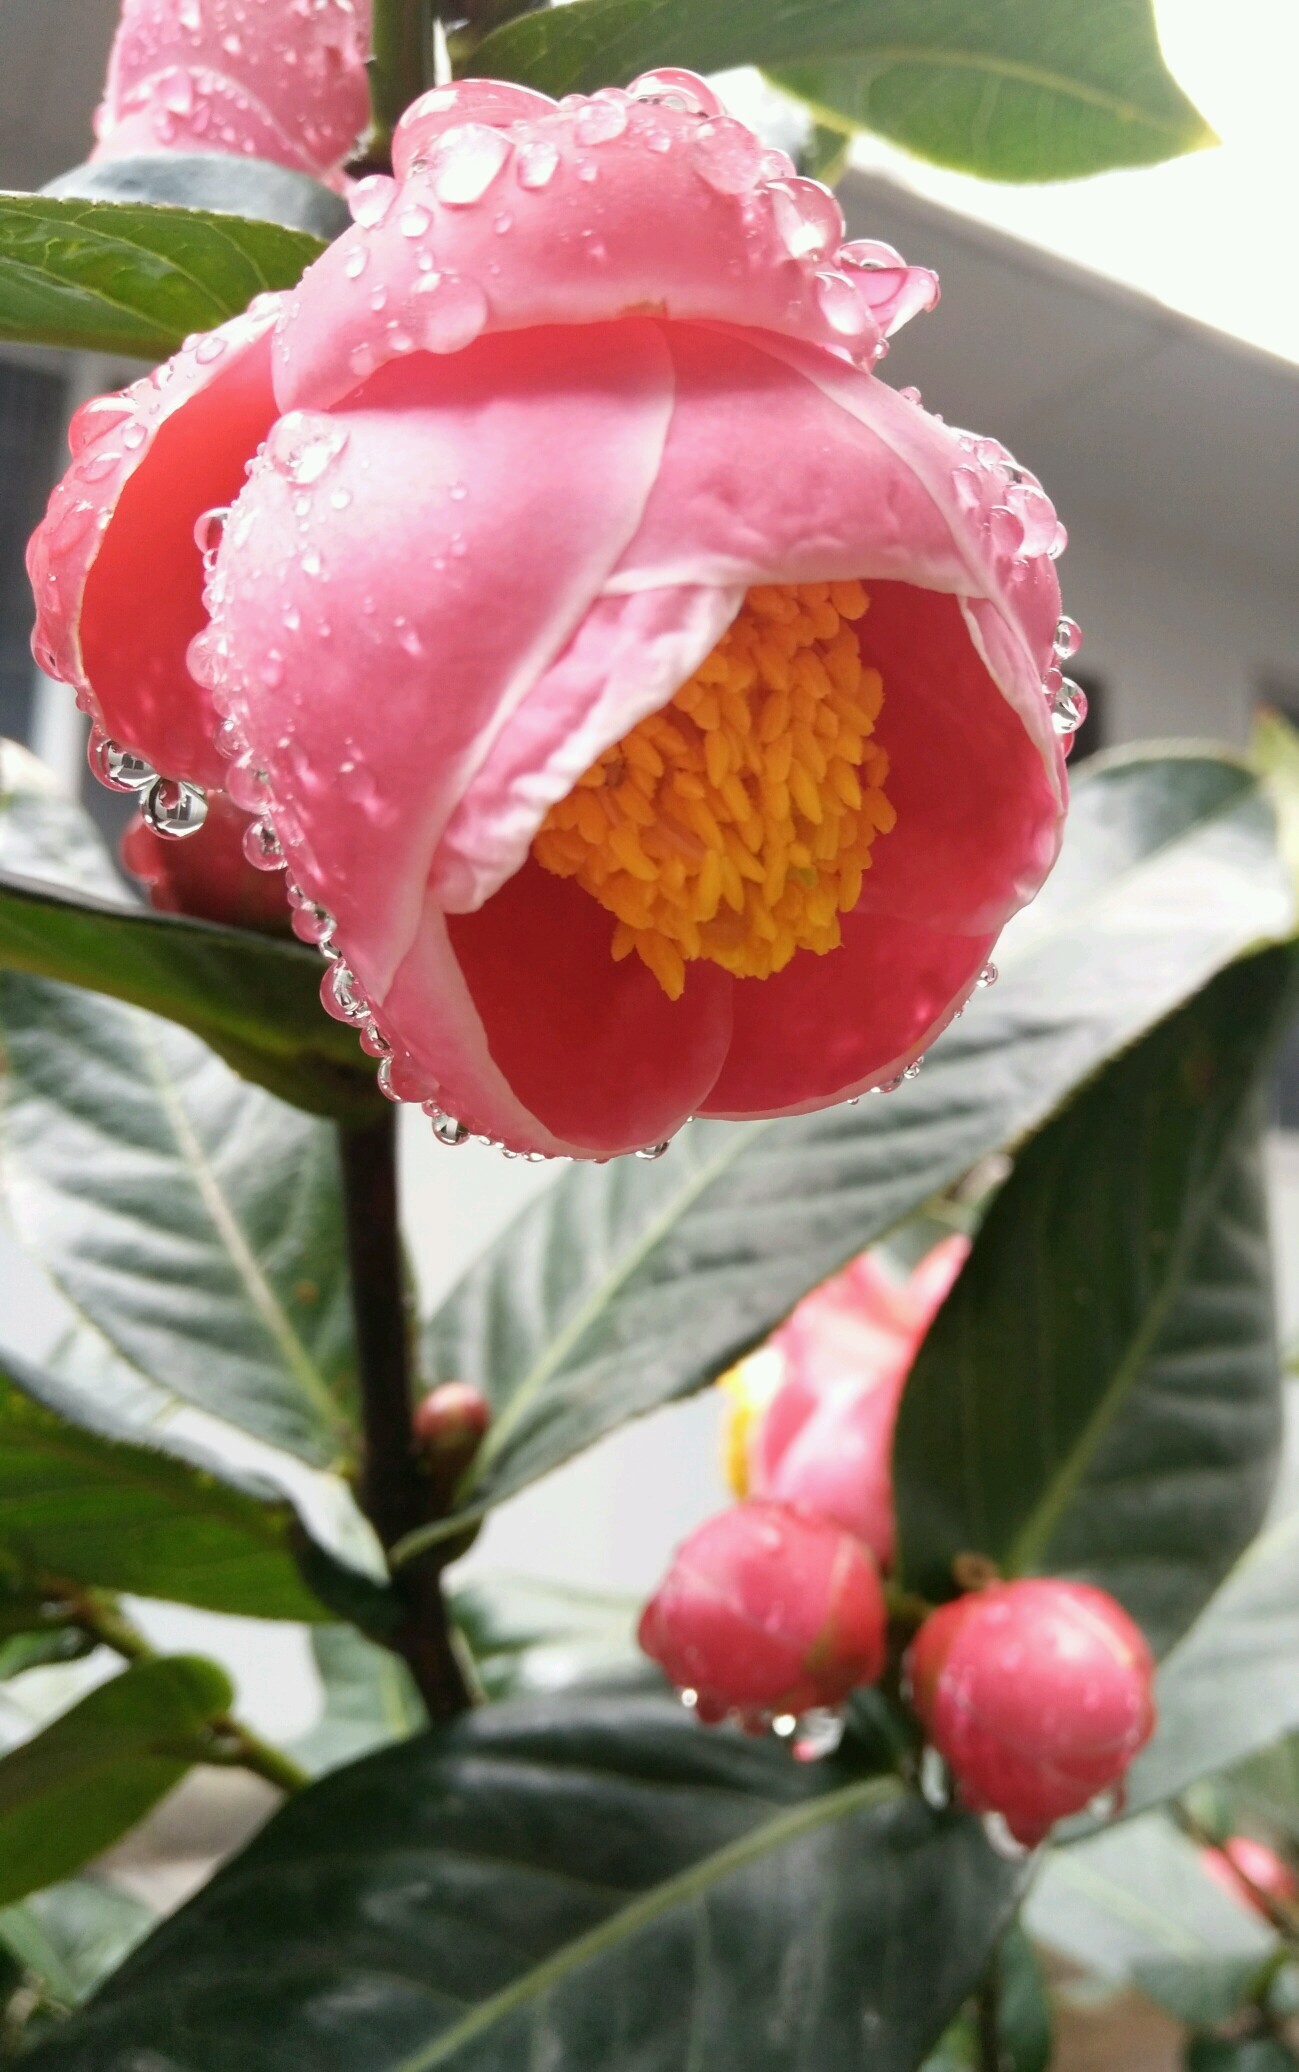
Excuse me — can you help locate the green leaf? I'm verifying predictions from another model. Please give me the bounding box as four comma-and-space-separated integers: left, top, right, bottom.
1127, 1478, 1299, 1814
1026, 1813, 1276, 1997
0, 1345, 363, 1620
0, 1629, 94, 1681
43, 152, 350, 242
407, 748, 1295, 1561
1185, 2039, 1299, 2072
0, 191, 323, 360
0, 1877, 153, 2013
0, 973, 359, 1470
0, 1657, 232, 1907
1216, 1733, 1299, 1844
469, 0, 1213, 181
452, 1574, 639, 1698
23, 1692, 1021, 2072
920, 1925, 1052, 2072
893, 946, 1294, 1650
289, 1626, 423, 1776
0, 745, 379, 1121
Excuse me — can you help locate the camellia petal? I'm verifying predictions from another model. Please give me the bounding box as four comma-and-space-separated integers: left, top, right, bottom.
31, 71, 1074, 1159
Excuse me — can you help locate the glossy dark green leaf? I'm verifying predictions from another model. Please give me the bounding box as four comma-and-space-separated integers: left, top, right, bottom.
0, 1346, 362, 1620
0, 973, 358, 1470
1128, 1488, 1299, 1814
0, 190, 323, 359
407, 749, 1295, 1563
43, 153, 350, 242
25, 1691, 1021, 2072
0, 745, 379, 1121
893, 947, 1294, 1649
470, 0, 1213, 181
0, 1657, 233, 1907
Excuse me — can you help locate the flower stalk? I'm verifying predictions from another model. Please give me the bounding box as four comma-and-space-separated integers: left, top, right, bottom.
338, 1109, 472, 1723
353, 0, 435, 174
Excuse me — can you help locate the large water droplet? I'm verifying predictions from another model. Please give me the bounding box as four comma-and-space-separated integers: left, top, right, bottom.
636, 1140, 670, 1160
430, 123, 511, 206
322, 961, 369, 1023
1049, 678, 1088, 736
89, 732, 155, 794
413, 270, 489, 354
142, 777, 208, 839
266, 412, 349, 486
691, 115, 763, 194
1054, 615, 1082, 659
431, 1111, 470, 1146
815, 269, 870, 343
193, 505, 230, 561
399, 202, 431, 239
769, 178, 844, 263
627, 69, 720, 116
242, 818, 286, 870
349, 174, 396, 228
516, 135, 560, 189
576, 92, 628, 144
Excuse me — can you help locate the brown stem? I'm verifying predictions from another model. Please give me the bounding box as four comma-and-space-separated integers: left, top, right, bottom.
339, 1108, 471, 1723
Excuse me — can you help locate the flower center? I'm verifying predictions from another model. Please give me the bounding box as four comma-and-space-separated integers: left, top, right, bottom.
532, 581, 895, 999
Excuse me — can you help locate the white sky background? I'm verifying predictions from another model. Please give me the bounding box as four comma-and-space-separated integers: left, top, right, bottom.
839, 0, 1299, 367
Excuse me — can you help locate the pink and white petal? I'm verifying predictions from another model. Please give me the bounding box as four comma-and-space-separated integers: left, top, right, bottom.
382, 859, 733, 1158
213, 320, 675, 997
273, 102, 887, 413
700, 909, 995, 1120
27, 299, 281, 789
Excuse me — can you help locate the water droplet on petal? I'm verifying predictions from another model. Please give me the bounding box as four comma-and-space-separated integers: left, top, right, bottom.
143, 777, 208, 839
266, 412, 349, 485
413, 270, 489, 353
988, 504, 1025, 554
691, 114, 763, 193
769, 178, 844, 262
89, 733, 155, 793
1049, 677, 1088, 736
576, 92, 628, 144
193, 505, 229, 558
977, 961, 999, 989
322, 961, 368, 1022
1054, 615, 1082, 659
399, 202, 431, 238
516, 135, 560, 189
636, 1140, 670, 1160
815, 269, 870, 343
920, 1747, 951, 1808
431, 1111, 470, 1146
292, 899, 335, 947
349, 174, 396, 227
627, 68, 720, 116
194, 333, 228, 366
430, 122, 511, 206
1048, 520, 1069, 559
242, 818, 286, 870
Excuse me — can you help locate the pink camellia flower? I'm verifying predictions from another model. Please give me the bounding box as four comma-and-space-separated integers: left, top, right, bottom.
92, 0, 371, 185
1201, 1836, 1299, 1919
121, 788, 292, 932
638, 1498, 887, 1725
721, 1233, 969, 1566
907, 1580, 1156, 1846
29, 72, 1075, 1161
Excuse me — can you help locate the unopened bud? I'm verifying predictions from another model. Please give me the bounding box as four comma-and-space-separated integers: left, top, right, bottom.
638, 1499, 886, 1725
413, 1381, 491, 1496
906, 1579, 1155, 1846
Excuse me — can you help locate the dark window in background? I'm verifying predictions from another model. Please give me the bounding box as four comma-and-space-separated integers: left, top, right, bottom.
1067, 669, 1106, 764
0, 358, 66, 745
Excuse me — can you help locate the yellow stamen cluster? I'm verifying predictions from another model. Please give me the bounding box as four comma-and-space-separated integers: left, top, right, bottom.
532, 581, 895, 1000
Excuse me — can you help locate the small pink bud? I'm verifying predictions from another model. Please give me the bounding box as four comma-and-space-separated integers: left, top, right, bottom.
906, 1580, 1155, 1846
1201, 1836, 1299, 1918
121, 790, 291, 934
638, 1499, 886, 1722
412, 1381, 491, 1492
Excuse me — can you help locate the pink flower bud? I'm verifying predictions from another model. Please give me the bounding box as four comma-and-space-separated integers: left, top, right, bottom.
638, 1499, 886, 1724
121, 788, 291, 933
906, 1580, 1155, 1846
725, 1235, 968, 1567
92, 0, 371, 186
1201, 1836, 1299, 1918
412, 1379, 491, 1491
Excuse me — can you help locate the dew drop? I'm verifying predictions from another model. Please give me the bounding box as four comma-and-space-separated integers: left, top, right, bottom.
359, 1021, 392, 1059
291, 899, 335, 947
815, 269, 869, 343
430, 123, 511, 206
636, 1140, 670, 1160
242, 818, 286, 870
690, 114, 763, 194
349, 174, 395, 228
1049, 677, 1088, 736
982, 1812, 1031, 1862
627, 69, 720, 116
266, 412, 349, 486
769, 177, 844, 263
1053, 614, 1082, 659
194, 333, 228, 366
576, 92, 628, 144
431, 1112, 470, 1146
142, 777, 208, 839
988, 504, 1025, 554
322, 961, 368, 1022
413, 270, 489, 354
193, 505, 229, 559
977, 961, 999, 989
399, 202, 431, 238
89, 733, 155, 794
516, 136, 560, 189
920, 1747, 951, 1809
